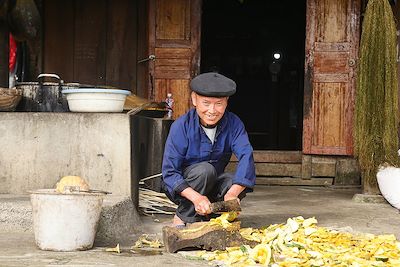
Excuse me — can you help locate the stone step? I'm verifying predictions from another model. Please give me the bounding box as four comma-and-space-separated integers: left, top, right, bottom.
0, 195, 32, 233
0, 194, 141, 245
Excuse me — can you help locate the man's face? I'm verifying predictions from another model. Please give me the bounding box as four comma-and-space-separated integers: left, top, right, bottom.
191, 92, 228, 127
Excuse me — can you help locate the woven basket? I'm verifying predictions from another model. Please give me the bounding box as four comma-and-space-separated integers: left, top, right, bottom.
0, 87, 23, 111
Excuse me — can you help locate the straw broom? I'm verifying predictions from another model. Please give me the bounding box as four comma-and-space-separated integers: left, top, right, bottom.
139, 187, 177, 215
355, 0, 400, 194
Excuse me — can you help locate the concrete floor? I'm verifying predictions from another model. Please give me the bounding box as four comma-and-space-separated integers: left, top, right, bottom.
0, 185, 399, 267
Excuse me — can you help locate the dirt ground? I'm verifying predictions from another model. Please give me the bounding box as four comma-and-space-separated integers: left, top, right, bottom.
0, 185, 399, 267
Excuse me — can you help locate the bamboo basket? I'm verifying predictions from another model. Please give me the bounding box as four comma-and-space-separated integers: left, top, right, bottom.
0, 88, 23, 111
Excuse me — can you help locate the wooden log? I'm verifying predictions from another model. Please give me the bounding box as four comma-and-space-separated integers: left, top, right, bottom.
162, 221, 257, 253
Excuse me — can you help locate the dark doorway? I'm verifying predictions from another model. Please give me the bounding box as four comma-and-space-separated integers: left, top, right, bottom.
201, 0, 306, 150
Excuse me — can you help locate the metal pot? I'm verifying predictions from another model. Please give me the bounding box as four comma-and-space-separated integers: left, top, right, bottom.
15, 74, 73, 112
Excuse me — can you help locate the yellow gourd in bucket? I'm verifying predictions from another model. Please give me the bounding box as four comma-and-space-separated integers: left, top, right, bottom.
55, 175, 90, 193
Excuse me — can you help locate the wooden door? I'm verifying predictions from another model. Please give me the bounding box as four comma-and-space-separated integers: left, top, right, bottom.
43, 0, 138, 90
147, 0, 201, 118
303, 0, 360, 155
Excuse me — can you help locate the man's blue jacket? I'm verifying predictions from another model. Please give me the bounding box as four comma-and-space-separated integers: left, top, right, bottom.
162, 108, 256, 198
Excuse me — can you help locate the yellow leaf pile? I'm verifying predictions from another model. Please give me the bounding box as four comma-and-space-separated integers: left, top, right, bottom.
196, 216, 400, 266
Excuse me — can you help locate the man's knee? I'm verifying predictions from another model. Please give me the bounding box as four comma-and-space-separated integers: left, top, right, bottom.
183, 162, 217, 189
184, 162, 217, 179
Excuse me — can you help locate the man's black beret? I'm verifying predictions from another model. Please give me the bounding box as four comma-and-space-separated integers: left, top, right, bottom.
190, 72, 236, 97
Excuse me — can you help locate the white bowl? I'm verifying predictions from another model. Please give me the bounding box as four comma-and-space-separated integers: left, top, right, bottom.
62, 88, 130, 112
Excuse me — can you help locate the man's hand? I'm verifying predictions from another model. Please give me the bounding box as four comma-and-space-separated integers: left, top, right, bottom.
224, 184, 246, 203
192, 194, 212, 215
224, 193, 240, 204
180, 187, 211, 215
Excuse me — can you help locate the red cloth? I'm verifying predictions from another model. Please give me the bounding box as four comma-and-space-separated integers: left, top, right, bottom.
9, 34, 17, 71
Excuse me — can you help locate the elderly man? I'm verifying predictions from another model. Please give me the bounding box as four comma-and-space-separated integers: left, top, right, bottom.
162, 72, 256, 227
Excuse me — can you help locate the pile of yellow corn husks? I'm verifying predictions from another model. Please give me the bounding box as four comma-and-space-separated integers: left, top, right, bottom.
196, 215, 400, 267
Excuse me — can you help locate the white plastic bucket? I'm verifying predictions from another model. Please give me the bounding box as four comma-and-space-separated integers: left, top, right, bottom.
30, 189, 106, 251
377, 166, 400, 210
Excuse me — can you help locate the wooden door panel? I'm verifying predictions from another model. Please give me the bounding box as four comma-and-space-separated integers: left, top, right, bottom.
314, 42, 350, 51
156, 0, 190, 40
314, 52, 349, 73
154, 48, 191, 79
149, 0, 201, 119
303, 0, 360, 155
155, 48, 192, 58
316, 0, 348, 42
312, 83, 346, 148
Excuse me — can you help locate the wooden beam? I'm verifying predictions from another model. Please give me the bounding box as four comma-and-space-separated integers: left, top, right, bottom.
226, 162, 302, 177
311, 157, 336, 177
230, 150, 303, 163
256, 177, 333, 186
0, 20, 8, 87
301, 155, 312, 179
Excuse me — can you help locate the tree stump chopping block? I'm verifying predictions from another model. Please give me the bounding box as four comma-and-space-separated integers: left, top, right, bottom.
162, 221, 257, 253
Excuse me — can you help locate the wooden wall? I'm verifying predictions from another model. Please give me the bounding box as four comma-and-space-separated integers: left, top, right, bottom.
42, 0, 139, 92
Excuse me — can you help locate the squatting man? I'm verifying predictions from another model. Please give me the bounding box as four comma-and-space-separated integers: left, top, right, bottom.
162, 72, 256, 227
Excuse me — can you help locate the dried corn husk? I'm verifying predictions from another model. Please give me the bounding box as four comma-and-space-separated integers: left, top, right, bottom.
195, 215, 400, 267
132, 234, 163, 248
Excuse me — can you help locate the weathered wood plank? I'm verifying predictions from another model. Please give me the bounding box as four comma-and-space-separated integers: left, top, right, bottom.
154, 66, 190, 79
43, 0, 74, 82
301, 155, 312, 179
315, 0, 348, 42
106, 0, 137, 91
156, 0, 190, 41
311, 161, 336, 177
314, 42, 350, 51
227, 162, 302, 177
313, 73, 349, 83
312, 83, 346, 148
303, 0, 359, 156
230, 150, 302, 163
155, 47, 191, 58
136, 0, 149, 98
0, 20, 8, 87
334, 158, 360, 185
74, 0, 107, 85
312, 157, 337, 177
256, 177, 333, 186
256, 163, 302, 177
314, 52, 349, 73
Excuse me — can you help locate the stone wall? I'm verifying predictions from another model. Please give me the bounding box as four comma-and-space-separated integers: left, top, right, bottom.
0, 113, 131, 196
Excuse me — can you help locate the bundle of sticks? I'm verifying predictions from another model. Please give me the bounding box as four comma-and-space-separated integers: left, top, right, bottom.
139, 187, 177, 215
